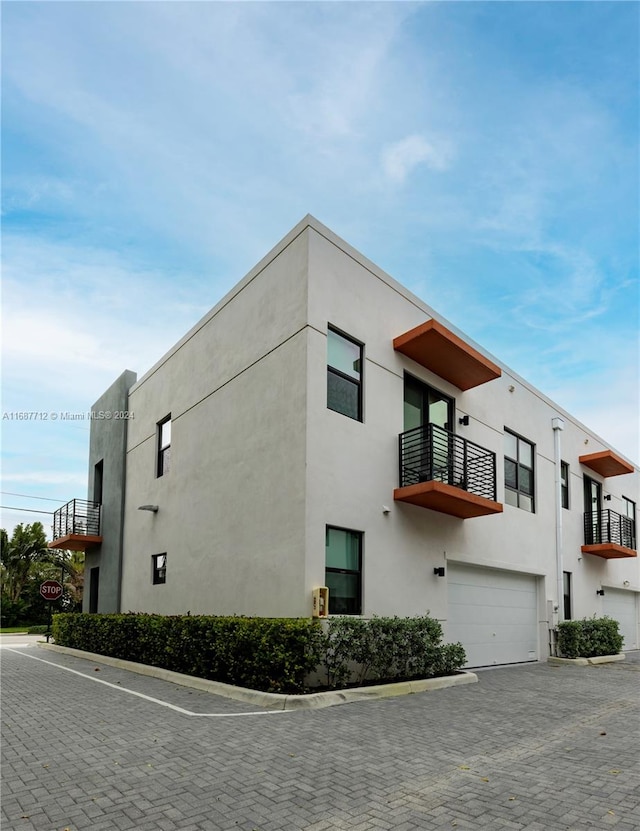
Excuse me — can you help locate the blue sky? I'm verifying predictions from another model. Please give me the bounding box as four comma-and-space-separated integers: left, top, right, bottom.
1, 1, 638, 536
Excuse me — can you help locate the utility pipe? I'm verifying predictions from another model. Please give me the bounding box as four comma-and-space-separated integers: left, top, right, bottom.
552, 417, 565, 624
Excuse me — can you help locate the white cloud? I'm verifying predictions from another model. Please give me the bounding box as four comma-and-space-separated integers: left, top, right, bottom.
382, 135, 452, 184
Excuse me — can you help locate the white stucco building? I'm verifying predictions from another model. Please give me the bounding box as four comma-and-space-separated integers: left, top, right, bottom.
50, 216, 639, 667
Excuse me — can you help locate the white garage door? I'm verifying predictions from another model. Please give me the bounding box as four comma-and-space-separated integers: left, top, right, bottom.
603, 590, 639, 651
447, 563, 539, 668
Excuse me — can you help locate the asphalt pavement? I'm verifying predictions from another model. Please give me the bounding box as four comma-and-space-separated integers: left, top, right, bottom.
1, 641, 639, 831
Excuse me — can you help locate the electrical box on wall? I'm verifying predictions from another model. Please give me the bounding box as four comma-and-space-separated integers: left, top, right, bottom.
547, 599, 558, 628
312, 587, 329, 618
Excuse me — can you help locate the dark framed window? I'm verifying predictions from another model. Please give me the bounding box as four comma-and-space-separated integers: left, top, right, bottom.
560, 461, 569, 509
563, 571, 572, 621
327, 327, 363, 421
93, 459, 104, 505
157, 416, 171, 477
504, 430, 535, 512
622, 497, 636, 550
152, 553, 167, 585
325, 526, 362, 615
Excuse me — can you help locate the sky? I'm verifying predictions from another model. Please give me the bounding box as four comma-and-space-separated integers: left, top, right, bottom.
1, 1, 638, 538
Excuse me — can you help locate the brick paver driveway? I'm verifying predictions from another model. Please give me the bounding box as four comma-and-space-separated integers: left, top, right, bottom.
2, 645, 639, 831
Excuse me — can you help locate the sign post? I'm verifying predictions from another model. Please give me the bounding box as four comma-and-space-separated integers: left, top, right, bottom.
40, 580, 63, 643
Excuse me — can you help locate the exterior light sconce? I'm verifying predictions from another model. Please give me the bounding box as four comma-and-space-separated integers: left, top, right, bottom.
623, 581, 630, 587
458, 415, 469, 426
508, 385, 515, 393
138, 505, 159, 513
603, 494, 612, 501
596, 589, 605, 596
382, 506, 391, 514
434, 567, 445, 577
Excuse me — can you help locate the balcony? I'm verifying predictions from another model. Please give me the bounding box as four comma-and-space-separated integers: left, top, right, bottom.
49, 499, 102, 551
394, 423, 503, 518
393, 319, 502, 390
582, 510, 637, 559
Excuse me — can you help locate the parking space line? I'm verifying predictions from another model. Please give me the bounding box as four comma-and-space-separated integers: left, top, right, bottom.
6, 649, 292, 718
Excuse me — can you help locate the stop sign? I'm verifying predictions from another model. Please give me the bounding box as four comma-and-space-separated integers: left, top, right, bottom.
40, 580, 63, 601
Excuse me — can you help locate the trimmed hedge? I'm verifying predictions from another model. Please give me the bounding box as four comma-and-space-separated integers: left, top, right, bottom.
53, 613, 324, 693
557, 616, 623, 659
52, 612, 467, 693
323, 615, 466, 688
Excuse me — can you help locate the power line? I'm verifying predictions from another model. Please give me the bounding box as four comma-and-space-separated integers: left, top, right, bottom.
0, 506, 55, 515
0, 492, 65, 503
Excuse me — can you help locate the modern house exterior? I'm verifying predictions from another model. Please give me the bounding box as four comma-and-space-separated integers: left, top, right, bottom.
50, 215, 639, 667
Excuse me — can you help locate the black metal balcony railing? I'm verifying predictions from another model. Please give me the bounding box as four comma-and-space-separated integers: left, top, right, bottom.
584, 510, 636, 550
53, 499, 101, 539
399, 423, 497, 502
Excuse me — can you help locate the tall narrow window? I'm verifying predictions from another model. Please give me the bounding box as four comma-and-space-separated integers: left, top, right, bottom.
504, 430, 535, 512
563, 571, 572, 621
327, 328, 363, 421
157, 416, 171, 477
89, 567, 100, 614
622, 497, 636, 550
325, 526, 362, 615
152, 553, 167, 585
560, 461, 569, 509
93, 459, 104, 505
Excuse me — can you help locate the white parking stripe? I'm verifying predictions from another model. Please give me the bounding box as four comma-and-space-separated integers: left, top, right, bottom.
7, 649, 292, 718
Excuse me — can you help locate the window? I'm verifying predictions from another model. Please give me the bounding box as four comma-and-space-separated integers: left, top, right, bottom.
327, 328, 363, 421
563, 571, 572, 621
93, 459, 104, 505
504, 430, 535, 512
152, 553, 167, 585
157, 416, 171, 477
89, 567, 99, 614
325, 526, 362, 614
622, 497, 637, 550
560, 461, 569, 509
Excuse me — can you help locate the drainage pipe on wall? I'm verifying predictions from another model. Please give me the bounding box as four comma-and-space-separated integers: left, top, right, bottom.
552, 417, 565, 624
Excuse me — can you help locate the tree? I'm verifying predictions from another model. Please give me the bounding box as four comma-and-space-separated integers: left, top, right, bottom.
0, 522, 49, 603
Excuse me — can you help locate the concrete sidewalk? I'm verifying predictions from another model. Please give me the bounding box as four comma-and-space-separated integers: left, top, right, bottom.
2, 646, 639, 830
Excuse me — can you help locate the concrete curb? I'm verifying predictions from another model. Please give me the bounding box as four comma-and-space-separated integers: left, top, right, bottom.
548, 653, 626, 667
37, 642, 477, 710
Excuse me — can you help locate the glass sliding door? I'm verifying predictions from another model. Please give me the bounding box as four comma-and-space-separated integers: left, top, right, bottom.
584, 475, 602, 543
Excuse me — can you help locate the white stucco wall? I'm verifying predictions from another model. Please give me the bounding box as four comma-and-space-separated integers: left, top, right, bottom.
303, 222, 639, 652
120, 227, 311, 616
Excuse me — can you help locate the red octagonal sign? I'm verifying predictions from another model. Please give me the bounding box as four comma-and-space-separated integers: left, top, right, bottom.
40, 580, 63, 601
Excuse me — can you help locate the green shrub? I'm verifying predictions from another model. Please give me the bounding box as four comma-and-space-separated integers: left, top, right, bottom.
53, 613, 325, 693
27, 625, 49, 634
557, 616, 623, 658
323, 615, 466, 687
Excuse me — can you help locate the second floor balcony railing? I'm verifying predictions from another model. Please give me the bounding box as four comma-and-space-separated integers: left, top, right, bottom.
53, 499, 101, 540
399, 423, 497, 502
584, 510, 636, 551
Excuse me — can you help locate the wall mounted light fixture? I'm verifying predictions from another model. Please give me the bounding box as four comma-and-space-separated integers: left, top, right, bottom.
434, 567, 445, 577
596, 589, 605, 596
138, 505, 159, 513
604, 494, 612, 501
458, 415, 469, 426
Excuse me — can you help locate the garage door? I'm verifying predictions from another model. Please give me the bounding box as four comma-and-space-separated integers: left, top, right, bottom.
603, 590, 638, 651
447, 563, 539, 667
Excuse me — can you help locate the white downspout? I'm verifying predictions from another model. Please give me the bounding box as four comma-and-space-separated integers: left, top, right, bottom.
552, 417, 565, 624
